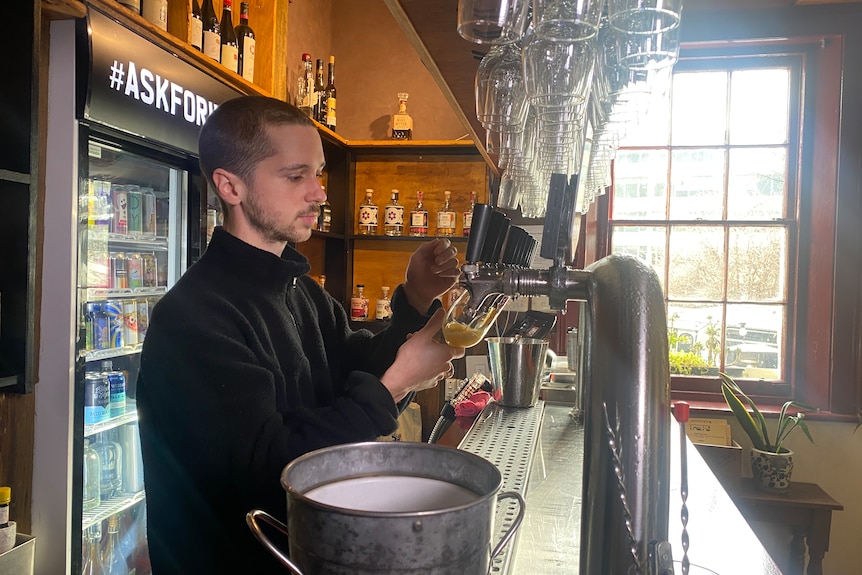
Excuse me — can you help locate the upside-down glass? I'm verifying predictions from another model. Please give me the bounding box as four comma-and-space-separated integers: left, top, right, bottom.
532, 0, 606, 41
457, 0, 530, 44
607, 0, 683, 34
482, 44, 530, 132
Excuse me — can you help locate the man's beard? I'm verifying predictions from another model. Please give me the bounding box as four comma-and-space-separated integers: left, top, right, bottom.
244, 190, 316, 244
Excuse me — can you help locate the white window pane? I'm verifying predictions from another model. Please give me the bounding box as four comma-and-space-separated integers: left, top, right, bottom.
727, 148, 787, 220
670, 149, 725, 220
729, 68, 790, 145
612, 150, 669, 219
727, 226, 787, 302
725, 304, 784, 381
667, 225, 725, 300
671, 72, 728, 145
610, 226, 667, 291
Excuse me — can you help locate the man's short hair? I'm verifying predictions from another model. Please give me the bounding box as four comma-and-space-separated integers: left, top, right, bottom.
199, 96, 314, 211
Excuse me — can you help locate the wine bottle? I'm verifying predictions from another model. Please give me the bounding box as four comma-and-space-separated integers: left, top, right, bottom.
324, 55, 337, 131
220, 0, 239, 73
201, 0, 220, 62
142, 0, 168, 30
313, 59, 325, 123
236, 2, 256, 81
190, 0, 203, 51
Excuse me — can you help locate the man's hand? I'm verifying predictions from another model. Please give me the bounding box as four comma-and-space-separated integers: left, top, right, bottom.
380, 309, 466, 402
403, 238, 461, 313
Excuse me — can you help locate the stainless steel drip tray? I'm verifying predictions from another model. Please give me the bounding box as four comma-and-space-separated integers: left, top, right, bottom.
457, 401, 585, 575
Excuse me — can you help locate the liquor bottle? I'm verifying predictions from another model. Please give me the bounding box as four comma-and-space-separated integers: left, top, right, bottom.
313, 59, 325, 123
350, 285, 368, 321
318, 275, 326, 290
82, 526, 107, 575
189, 0, 203, 51
219, 0, 239, 74
358, 189, 378, 235
409, 191, 428, 237
318, 191, 331, 232
463, 191, 477, 237
436, 190, 456, 237
383, 189, 404, 236
93, 434, 123, 500
236, 2, 256, 82
83, 438, 101, 513
200, 0, 220, 62
295, 53, 313, 117
323, 55, 337, 131
391, 92, 413, 140
376, 287, 392, 321
142, 0, 168, 30
102, 515, 130, 575
0, 487, 9, 528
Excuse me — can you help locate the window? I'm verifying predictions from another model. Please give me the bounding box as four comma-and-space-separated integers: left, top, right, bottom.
607, 48, 810, 400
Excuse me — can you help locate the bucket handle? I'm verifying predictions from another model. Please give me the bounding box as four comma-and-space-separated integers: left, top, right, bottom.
246, 509, 304, 575
489, 490, 526, 566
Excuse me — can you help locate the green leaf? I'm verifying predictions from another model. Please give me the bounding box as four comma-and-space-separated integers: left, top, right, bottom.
721, 381, 768, 451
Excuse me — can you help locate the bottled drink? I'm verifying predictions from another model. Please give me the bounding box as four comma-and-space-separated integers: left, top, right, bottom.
318, 192, 331, 232
463, 191, 477, 237
436, 190, 456, 237
83, 439, 101, 513
219, 0, 239, 74
409, 191, 428, 237
142, 0, 168, 30
317, 275, 326, 290
101, 360, 126, 418
383, 189, 404, 236
200, 0, 220, 62
323, 55, 337, 131
391, 92, 413, 140
189, 0, 203, 51
82, 526, 107, 575
357, 189, 378, 235
295, 53, 313, 117
102, 515, 130, 575
313, 59, 325, 123
0, 487, 10, 528
376, 287, 392, 321
93, 434, 123, 500
236, 2, 256, 82
350, 285, 368, 321
118, 0, 141, 14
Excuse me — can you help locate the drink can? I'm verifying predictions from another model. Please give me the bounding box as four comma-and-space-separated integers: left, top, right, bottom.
122, 299, 138, 346
112, 252, 128, 289
84, 372, 110, 424
104, 368, 127, 417
142, 187, 157, 237
119, 423, 145, 494
142, 252, 158, 287
136, 298, 150, 339
127, 253, 143, 289
111, 185, 128, 234
85, 301, 109, 351
126, 185, 143, 235
156, 196, 170, 237
103, 299, 124, 348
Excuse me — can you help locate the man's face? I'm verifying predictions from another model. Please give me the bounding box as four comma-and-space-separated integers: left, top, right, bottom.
243, 124, 326, 245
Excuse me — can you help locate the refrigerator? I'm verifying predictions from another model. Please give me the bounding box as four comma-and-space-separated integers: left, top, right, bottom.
35, 6, 245, 574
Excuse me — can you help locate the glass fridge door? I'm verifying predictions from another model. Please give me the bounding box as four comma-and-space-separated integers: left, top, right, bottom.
76, 137, 187, 575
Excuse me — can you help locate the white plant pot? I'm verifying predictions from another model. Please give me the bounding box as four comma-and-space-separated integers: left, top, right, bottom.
750, 447, 794, 492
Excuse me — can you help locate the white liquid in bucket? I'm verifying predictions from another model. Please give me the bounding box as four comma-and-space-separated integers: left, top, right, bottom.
304, 476, 479, 512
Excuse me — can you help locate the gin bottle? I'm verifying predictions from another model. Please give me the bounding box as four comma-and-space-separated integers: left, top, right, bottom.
384, 189, 404, 236
357, 189, 378, 235
376, 286, 392, 321
463, 191, 477, 237
409, 191, 428, 237
436, 190, 456, 237
350, 284, 368, 321
318, 189, 331, 232
391, 92, 413, 140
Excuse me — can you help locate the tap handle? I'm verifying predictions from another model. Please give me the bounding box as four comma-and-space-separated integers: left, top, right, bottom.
483, 210, 510, 264
502, 226, 531, 266
540, 172, 578, 262
465, 203, 494, 263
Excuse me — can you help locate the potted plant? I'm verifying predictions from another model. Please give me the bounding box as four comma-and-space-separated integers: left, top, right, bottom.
720, 372, 816, 492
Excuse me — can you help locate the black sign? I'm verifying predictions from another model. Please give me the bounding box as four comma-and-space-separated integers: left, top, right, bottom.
81, 7, 244, 155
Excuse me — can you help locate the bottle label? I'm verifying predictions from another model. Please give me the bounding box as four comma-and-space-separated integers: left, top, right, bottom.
393, 114, 413, 131
359, 206, 378, 226
464, 212, 473, 232
222, 45, 239, 73
385, 206, 404, 226
190, 18, 203, 50
203, 31, 220, 61
350, 297, 368, 320
376, 299, 391, 320
326, 97, 336, 127
242, 39, 256, 82
437, 212, 455, 229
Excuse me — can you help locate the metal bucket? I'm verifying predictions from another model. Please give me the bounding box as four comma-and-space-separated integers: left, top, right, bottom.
486, 337, 548, 407
247, 441, 525, 575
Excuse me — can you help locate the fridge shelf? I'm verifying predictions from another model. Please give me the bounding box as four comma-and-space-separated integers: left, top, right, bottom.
107, 233, 169, 250
84, 407, 139, 438
82, 490, 146, 531
84, 286, 167, 300
83, 342, 143, 363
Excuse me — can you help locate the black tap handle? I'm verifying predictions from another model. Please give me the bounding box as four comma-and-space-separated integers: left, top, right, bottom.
502, 226, 530, 266
483, 211, 510, 264
465, 203, 494, 263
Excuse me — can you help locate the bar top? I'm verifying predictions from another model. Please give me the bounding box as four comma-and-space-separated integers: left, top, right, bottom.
456, 401, 783, 574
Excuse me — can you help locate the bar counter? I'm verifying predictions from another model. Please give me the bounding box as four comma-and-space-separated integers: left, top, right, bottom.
448, 401, 783, 575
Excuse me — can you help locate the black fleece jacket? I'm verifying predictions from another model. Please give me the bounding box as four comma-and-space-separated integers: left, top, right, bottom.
137, 227, 437, 574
